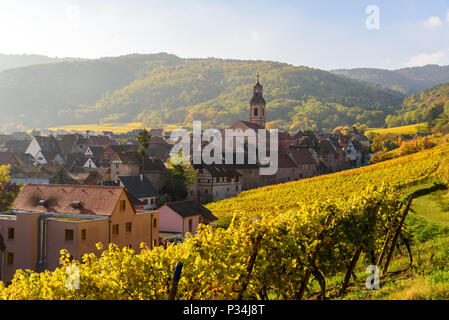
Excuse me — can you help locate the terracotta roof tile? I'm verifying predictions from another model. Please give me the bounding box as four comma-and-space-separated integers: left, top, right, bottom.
12, 184, 127, 216
290, 149, 317, 165
164, 200, 217, 221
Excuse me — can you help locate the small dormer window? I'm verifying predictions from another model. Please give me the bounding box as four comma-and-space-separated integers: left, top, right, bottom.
254, 108, 258, 117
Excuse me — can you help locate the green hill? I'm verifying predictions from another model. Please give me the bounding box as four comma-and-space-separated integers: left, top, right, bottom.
0, 53, 405, 131
332, 65, 449, 95
384, 82, 449, 128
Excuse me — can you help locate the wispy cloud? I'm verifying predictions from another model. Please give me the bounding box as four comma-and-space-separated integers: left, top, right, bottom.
424, 16, 442, 28
405, 51, 445, 67
446, 10, 449, 23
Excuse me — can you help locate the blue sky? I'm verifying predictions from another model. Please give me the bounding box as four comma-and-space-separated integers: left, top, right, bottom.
0, 0, 448, 70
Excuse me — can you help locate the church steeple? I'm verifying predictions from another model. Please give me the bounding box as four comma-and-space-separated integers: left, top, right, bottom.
249, 75, 266, 129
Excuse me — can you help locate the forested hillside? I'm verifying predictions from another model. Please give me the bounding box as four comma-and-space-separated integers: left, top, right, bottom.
332, 65, 449, 95
0, 53, 404, 132
385, 82, 449, 128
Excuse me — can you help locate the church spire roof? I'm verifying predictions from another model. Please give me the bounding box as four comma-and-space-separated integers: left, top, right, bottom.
251, 76, 265, 104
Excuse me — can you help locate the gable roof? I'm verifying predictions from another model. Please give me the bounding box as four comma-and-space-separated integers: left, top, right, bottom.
293, 131, 304, 140
289, 149, 317, 165
12, 184, 129, 216
317, 139, 337, 155
298, 136, 315, 148
40, 150, 62, 163
229, 120, 263, 131
118, 175, 158, 198
278, 131, 294, 141
277, 152, 298, 168
108, 144, 139, 154
87, 135, 115, 146
34, 136, 62, 154
58, 134, 78, 155
0, 151, 20, 167
164, 200, 217, 221
15, 153, 37, 166
114, 151, 166, 171
10, 165, 58, 180
84, 146, 105, 158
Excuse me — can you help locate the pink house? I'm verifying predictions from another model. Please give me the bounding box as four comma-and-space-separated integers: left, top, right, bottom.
158, 201, 217, 242
0, 184, 159, 283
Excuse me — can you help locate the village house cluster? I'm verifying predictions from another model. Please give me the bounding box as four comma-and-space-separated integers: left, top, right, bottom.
0, 78, 371, 283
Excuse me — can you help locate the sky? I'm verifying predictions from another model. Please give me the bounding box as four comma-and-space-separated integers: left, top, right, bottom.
0, 0, 449, 70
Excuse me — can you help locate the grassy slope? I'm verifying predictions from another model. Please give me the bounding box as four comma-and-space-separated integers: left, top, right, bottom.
327, 185, 449, 300
366, 123, 428, 135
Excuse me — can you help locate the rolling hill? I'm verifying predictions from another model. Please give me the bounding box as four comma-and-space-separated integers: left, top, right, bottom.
384, 82, 449, 128
0, 53, 405, 132
331, 65, 449, 95
0, 53, 82, 72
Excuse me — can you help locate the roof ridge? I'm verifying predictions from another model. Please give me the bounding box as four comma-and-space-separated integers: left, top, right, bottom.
24, 183, 124, 189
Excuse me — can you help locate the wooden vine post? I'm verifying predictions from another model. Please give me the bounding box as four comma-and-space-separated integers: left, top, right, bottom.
382, 197, 413, 277
297, 215, 332, 300
340, 248, 362, 295
237, 233, 264, 300
169, 261, 183, 300
340, 202, 383, 295
377, 203, 403, 267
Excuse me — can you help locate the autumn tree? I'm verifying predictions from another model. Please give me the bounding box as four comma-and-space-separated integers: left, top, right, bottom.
162, 154, 197, 202
0, 165, 21, 211
137, 129, 151, 174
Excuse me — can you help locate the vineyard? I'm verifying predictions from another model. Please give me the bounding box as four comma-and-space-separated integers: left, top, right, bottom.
0, 145, 448, 300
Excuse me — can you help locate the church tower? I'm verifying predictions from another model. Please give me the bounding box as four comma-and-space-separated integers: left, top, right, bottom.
249, 75, 266, 129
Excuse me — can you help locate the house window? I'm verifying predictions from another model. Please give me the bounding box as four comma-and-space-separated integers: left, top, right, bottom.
65, 229, 74, 241
227, 177, 231, 182
188, 219, 193, 233
150, 198, 155, 205
153, 239, 157, 247
216, 177, 219, 183
120, 200, 126, 211
112, 224, 119, 235
153, 218, 157, 229
126, 222, 132, 233
7, 252, 14, 265
81, 229, 86, 241
8, 227, 14, 240
116, 164, 119, 169
254, 108, 258, 116
236, 185, 239, 191
142, 199, 148, 205
235, 177, 239, 182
